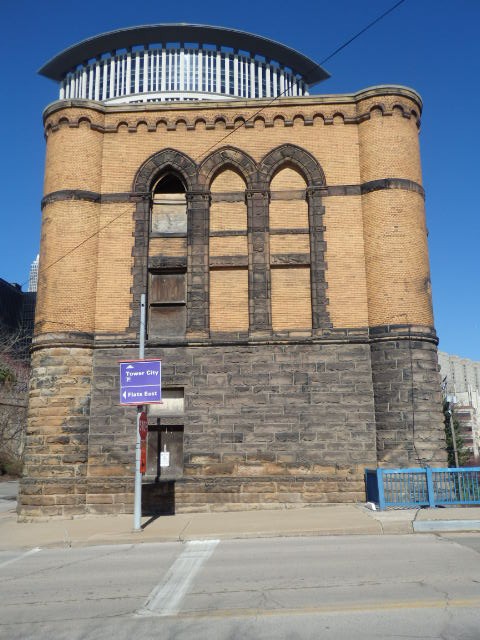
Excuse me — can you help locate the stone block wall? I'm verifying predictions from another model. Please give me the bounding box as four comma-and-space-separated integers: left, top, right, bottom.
85, 341, 376, 513
18, 340, 93, 520
371, 327, 447, 467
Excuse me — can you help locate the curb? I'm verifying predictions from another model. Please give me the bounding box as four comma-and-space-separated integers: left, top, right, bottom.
413, 520, 480, 533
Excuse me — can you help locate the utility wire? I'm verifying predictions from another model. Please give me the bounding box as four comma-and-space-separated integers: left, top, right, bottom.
20, 202, 136, 290
319, 0, 406, 66
196, 0, 407, 160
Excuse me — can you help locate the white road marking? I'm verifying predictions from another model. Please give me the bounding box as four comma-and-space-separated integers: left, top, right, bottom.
0, 547, 41, 569
136, 539, 220, 617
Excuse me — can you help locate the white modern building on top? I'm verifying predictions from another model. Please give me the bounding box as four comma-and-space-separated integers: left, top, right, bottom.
39, 24, 329, 104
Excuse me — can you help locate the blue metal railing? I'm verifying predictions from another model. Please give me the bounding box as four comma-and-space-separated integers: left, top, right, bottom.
365, 467, 480, 510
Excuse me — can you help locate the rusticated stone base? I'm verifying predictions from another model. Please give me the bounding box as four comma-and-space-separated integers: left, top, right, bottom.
370, 327, 447, 467
17, 343, 93, 521
85, 477, 134, 515
18, 478, 87, 521
174, 470, 366, 513
80, 340, 377, 515
18, 327, 448, 520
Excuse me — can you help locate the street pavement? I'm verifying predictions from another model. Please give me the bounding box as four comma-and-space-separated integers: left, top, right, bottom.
1, 534, 480, 639
1, 480, 480, 550
2, 479, 480, 639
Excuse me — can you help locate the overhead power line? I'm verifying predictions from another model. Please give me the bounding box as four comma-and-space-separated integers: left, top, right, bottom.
197, 0, 407, 159
319, 0, 406, 66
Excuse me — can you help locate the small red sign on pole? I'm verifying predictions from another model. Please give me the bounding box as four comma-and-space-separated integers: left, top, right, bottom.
139, 411, 148, 441
140, 441, 147, 474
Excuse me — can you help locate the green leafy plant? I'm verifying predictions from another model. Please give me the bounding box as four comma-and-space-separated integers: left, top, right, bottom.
443, 400, 469, 467
0, 363, 16, 385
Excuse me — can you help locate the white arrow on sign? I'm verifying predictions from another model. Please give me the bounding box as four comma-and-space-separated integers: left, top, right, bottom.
123, 391, 127, 399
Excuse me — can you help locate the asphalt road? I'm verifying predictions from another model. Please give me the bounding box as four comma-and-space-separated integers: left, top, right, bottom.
0, 480, 18, 514
1, 533, 480, 639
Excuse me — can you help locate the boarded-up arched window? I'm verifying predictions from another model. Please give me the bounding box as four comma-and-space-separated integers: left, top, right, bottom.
148, 173, 187, 338
151, 174, 187, 234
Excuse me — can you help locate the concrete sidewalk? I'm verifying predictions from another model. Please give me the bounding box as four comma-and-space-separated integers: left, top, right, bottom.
0, 479, 479, 550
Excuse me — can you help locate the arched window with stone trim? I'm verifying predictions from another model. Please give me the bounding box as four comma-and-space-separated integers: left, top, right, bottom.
148, 172, 188, 338
269, 165, 312, 333
151, 173, 187, 234
209, 168, 249, 334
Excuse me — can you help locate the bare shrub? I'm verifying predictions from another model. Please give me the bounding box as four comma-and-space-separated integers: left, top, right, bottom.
0, 327, 29, 476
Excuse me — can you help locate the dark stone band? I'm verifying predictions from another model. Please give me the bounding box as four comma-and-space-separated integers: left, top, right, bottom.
41, 190, 150, 209
41, 178, 424, 210
30, 324, 438, 352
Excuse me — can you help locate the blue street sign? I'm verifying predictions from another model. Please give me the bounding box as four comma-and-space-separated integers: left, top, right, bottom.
119, 359, 162, 405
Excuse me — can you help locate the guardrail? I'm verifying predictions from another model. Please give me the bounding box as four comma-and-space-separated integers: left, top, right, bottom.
365, 467, 480, 510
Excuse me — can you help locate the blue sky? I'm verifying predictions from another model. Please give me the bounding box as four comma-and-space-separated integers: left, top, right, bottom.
1, 0, 478, 359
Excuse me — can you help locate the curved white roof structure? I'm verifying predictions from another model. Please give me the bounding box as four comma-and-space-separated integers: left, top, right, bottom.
39, 24, 330, 104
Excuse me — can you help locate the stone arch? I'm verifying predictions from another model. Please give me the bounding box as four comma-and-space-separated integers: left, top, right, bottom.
258, 144, 326, 188
253, 115, 266, 128
369, 104, 385, 119
198, 146, 257, 190
233, 116, 246, 128
213, 116, 227, 128
174, 118, 188, 130
78, 116, 93, 128
116, 120, 129, 132
133, 148, 198, 193
135, 119, 149, 132
193, 117, 207, 130
391, 103, 409, 118
260, 144, 330, 333
332, 112, 346, 124
155, 118, 169, 131
292, 114, 305, 126
129, 149, 200, 336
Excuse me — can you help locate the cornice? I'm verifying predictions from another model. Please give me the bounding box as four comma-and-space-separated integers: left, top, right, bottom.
43, 86, 422, 131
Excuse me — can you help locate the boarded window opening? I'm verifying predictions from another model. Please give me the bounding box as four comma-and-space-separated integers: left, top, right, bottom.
148, 271, 186, 338
151, 174, 187, 234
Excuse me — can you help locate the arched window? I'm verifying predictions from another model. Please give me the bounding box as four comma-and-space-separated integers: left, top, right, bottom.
209, 168, 249, 334
269, 166, 312, 332
151, 174, 187, 234
148, 173, 187, 338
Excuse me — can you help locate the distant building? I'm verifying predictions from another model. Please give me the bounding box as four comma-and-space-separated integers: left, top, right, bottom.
439, 352, 480, 460
0, 279, 35, 361
28, 255, 39, 293
19, 23, 447, 520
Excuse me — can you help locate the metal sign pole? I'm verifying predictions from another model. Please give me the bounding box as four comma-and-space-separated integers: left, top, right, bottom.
133, 294, 146, 531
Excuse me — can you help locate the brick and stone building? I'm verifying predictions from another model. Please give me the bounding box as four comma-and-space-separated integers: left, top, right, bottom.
0, 279, 36, 362
18, 24, 447, 519
439, 352, 480, 460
